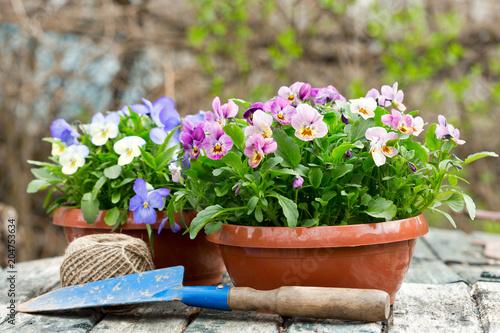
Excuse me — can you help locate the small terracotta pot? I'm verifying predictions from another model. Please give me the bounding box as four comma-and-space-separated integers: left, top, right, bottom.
207, 214, 428, 304
53, 207, 225, 286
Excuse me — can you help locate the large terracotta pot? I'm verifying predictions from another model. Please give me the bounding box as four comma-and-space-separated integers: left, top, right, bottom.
54, 207, 225, 286
206, 214, 428, 304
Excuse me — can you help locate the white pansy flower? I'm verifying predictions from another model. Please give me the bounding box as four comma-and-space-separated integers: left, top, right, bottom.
89, 112, 120, 146
349, 97, 377, 120
169, 163, 182, 183
59, 145, 90, 175
113, 136, 146, 166
51, 140, 67, 157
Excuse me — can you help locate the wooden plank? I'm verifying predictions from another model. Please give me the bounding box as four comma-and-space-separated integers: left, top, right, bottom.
451, 264, 500, 284
391, 282, 482, 332
405, 259, 463, 284
284, 317, 382, 332
0, 256, 104, 332
183, 309, 282, 333
472, 282, 500, 332
423, 228, 490, 265
90, 302, 200, 333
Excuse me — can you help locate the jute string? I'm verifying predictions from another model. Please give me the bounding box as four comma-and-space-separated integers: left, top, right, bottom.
60, 233, 155, 288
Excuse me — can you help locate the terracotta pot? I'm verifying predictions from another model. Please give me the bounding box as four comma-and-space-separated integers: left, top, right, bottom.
206, 214, 428, 304
53, 207, 225, 286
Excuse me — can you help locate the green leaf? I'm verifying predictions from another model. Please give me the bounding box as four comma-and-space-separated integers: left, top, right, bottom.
111, 191, 121, 204
27, 179, 50, 193
331, 164, 354, 180
103, 165, 122, 179
273, 128, 301, 168
331, 143, 357, 160
146, 224, 155, 257
155, 145, 178, 170
221, 151, 243, 172
302, 218, 319, 227
229, 98, 251, 108
27, 160, 58, 167
348, 118, 374, 142
365, 197, 397, 221
430, 207, 456, 228
442, 193, 464, 212
247, 196, 259, 214
189, 205, 225, 239
31, 168, 63, 182
277, 194, 298, 228
254, 206, 263, 222
91, 177, 107, 201
81, 192, 99, 225
260, 157, 283, 175
205, 221, 223, 234
223, 123, 245, 150
104, 207, 120, 226
448, 175, 458, 186
308, 168, 323, 189
405, 141, 429, 163
141, 149, 157, 169
461, 193, 476, 220
425, 123, 440, 151
464, 151, 498, 166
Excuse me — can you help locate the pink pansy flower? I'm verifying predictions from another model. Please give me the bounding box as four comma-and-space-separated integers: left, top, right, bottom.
277, 81, 311, 104
202, 123, 234, 160
365, 88, 385, 107
365, 127, 398, 167
349, 97, 377, 119
311, 85, 346, 105
435, 115, 465, 145
244, 133, 277, 168
291, 104, 328, 141
410, 116, 424, 136
180, 118, 206, 159
244, 110, 274, 138
380, 82, 406, 111
271, 96, 297, 125
205, 97, 238, 127
381, 109, 425, 137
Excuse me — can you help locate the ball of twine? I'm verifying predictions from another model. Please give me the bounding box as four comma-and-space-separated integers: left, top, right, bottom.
60, 233, 155, 288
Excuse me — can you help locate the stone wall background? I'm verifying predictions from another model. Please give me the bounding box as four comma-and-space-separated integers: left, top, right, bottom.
1, 0, 500, 261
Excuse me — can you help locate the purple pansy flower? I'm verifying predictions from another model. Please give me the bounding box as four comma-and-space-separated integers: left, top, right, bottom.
202, 123, 233, 160
293, 176, 304, 189
435, 115, 465, 145
380, 82, 406, 111
243, 102, 265, 125
148, 97, 182, 145
205, 97, 238, 127
278, 81, 311, 104
291, 104, 328, 141
244, 133, 277, 168
365, 88, 385, 106
311, 85, 347, 105
184, 111, 206, 125
180, 119, 206, 159
50, 119, 80, 146
158, 218, 181, 234
270, 96, 296, 125
129, 178, 170, 224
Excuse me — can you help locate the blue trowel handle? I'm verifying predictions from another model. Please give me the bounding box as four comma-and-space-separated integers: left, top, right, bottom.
180, 286, 390, 321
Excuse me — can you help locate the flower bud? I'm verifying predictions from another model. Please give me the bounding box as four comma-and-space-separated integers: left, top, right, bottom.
293, 176, 304, 189
341, 114, 350, 124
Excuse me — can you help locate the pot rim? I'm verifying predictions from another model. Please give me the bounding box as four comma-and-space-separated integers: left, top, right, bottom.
206, 214, 429, 248
52, 207, 195, 230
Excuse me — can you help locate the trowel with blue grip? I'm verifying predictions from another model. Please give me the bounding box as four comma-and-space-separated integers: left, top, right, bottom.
17, 266, 390, 322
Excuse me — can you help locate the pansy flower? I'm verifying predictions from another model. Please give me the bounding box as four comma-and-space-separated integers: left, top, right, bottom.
349, 97, 377, 120
129, 178, 170, 224
278, 81, 311, 104
293, 176, 304, 189
365, 88, 385, 107
202, 123, 233, 160
380, 82, 406, 111
180, 118, 206, 159
435, 115, 465, 145
205, 97, 238, 127
270, 96, 296, 125
243, 102, 265, 125
113, 136, 147, 165
365, 127, 398, 167
89, 112, 120, 146
311, 85, 346, 105
244, 110, 274, 138
148, 97, 182, 146
50, 119, 80, 146
244, 133, 277, 168
59, 144, 89, 175
291, 104, 328, 141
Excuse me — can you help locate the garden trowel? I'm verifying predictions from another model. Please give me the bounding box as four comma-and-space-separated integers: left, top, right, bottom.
17, 266, 390, 322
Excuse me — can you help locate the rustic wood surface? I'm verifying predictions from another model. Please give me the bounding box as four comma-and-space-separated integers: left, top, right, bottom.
2, 227, 500, 332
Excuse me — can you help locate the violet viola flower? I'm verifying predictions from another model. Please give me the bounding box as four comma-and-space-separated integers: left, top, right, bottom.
380, 82, 406, 111
293, 176, 304, 189
278, 81, 310, 104
291, 104, 328, 141
50, 119, 80, 146
205, 97, 238, 127
365, 127, 398, 167
158, 218, 181, 234
129, 178, 170, 224
244, 133, 277, 168
180, 119, 206, 159
148, 97, 182, 145
202, 122, 234, 160
244, 110, 274, 138
270, 96, 296, 125
184, 110, 206, 125
311, 85, 347, 105
243, 102, 264, 125
365, 88, 385, 107
435, 115, 465, 145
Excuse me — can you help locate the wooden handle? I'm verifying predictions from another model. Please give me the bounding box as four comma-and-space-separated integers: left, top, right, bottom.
228, 286, 390, 322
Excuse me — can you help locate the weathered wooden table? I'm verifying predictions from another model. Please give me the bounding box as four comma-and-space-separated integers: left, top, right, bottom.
2, 227, 500, 332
